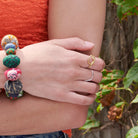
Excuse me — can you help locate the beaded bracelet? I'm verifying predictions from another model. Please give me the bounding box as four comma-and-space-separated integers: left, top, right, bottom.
1, 34, 23, 100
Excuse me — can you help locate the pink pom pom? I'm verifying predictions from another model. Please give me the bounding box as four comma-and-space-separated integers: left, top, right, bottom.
5, 68, 22, 81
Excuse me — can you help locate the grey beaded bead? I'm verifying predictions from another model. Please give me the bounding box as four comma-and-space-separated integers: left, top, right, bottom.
4, 80, 23, 100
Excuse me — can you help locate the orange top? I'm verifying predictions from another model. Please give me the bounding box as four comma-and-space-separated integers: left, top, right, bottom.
0, 0, 71, 137
0, 0, 48, 49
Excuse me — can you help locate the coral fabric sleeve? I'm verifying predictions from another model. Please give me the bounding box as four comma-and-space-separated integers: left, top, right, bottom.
0, 0, 48, 49
0, 0, 71, 137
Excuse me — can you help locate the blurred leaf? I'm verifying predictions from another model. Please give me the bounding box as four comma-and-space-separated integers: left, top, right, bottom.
80, 108, 100, 130
117, 5, 123, 19
96, 89, 112, 100
96, 103, 104, 113
131, 94, 138, 104
101, 70, 124, 85
80, 120, 100, 130
112, 0, 138, 20
111, 0, 123, 5
133, 38, 138, 59
87, 108, 94, 119
126, 126, 138, 138
123, 62, 138, 88
101, 79, 117, 85
115, 102, 125, 107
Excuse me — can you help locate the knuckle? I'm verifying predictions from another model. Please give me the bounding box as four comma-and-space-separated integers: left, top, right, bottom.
69, 53, 78, 62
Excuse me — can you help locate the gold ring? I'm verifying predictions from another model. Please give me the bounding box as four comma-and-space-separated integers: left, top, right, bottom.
88, 55, 95, 68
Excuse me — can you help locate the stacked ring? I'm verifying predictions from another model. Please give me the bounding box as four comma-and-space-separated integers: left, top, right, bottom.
85, 70, 94, 82
1, 34, 23, 100
88, 55, 95, 68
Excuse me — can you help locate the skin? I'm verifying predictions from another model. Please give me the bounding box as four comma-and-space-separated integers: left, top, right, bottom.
48, 0, 106, 56
0, 39, 104, 105
0, 0, 106, 135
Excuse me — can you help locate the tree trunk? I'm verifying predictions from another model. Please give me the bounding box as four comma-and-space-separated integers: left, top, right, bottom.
72, 2, 138, 138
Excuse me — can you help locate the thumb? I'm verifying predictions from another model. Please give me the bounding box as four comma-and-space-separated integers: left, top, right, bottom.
48, 37, 94, 51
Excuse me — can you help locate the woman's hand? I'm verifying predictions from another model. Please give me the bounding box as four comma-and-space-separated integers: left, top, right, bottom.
18, 38, 105, 105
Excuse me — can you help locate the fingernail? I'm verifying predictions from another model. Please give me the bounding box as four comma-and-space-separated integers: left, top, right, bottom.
84, 41, 94, 47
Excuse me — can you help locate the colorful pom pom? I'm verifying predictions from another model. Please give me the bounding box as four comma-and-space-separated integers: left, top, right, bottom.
5, 68, 22, 81
1, 34, 19, 50
3, 55, 20, 68
5, 43, 16, 50
6, 48, 16, 55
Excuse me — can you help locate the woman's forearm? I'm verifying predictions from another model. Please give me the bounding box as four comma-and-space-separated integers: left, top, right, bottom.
48, 0, 106, 56
0, 93, 88, 135
0, 38, 104, 135
0, 46, 90, 135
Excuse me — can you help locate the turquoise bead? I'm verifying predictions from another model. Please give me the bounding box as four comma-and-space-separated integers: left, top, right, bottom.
5, 80, 23, 100
3, 55, 20, 68
5, 43, 16, 50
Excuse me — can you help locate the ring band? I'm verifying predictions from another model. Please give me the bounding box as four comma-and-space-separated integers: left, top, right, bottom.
85, 70, 94, 82
88, 55, 95, 68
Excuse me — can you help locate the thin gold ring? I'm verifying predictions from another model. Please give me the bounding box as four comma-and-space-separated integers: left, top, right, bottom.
88, 55, 95, 68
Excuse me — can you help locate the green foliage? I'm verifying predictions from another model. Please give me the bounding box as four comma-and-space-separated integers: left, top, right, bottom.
80, 108, 100, 131
126, 126, 138, 138
123, 62, 138, 88
131, 94, 138, 104
96, 89, 112, 101
133, 38, 138, 59
96, 69, 124, 102
101, 69, 124, 85
96, 103, 104, 113
111, 0, 138, 20
81, 66, 138, 135
123, 38, 138, 88
80, 120, 100, 130
115, 101, 125, 107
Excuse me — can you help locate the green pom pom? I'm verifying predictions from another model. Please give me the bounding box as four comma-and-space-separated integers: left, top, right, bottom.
3, 55, 20, 68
